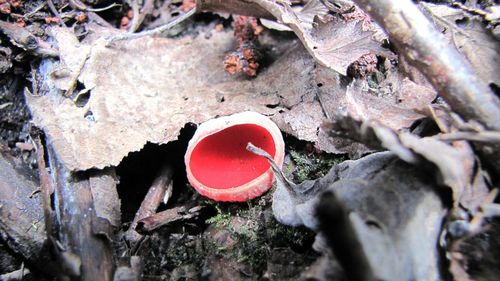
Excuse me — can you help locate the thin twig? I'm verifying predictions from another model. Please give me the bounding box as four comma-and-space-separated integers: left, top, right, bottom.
23, 2, 46, 19
124, 165, 173, 247
435, 131, 500, 143
135, 206, 201, 233
428, 105, 449, 133
46, 0, 65, 26
468, 188, 498, 234
452, 2, 489, 18
32, 129, 56, 239
246, 142, 296, 190
105, 8, 196, 45
69, 0, 121, 12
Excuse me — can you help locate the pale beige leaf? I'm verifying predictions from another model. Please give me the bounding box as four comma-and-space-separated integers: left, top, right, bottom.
27, 25, 342, 171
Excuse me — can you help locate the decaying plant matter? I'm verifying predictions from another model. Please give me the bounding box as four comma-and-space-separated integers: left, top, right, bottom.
350, 0, 500, 175
0, 0, 499, 280
223, 15, 263, 76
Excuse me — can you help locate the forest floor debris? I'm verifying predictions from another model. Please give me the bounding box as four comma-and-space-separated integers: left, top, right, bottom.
0, 0, 499, 280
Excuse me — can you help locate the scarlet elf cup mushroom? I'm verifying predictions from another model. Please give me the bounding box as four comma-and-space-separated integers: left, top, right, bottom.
185, 112, 285, 202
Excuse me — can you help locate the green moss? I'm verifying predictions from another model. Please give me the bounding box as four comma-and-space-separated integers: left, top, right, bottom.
205, 205, 232, 227
290, 149, 346, 183
268, 216, 312, 249
202, 201, 316, 274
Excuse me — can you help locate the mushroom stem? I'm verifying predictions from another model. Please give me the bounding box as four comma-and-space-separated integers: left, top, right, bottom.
246, 142, 298, 197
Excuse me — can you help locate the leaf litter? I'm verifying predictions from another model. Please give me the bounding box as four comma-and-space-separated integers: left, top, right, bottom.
27, 20, 428, 171
2, 0, 498, 280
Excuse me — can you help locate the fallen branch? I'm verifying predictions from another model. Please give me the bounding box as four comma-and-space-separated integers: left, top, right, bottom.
124, 165, 173, 248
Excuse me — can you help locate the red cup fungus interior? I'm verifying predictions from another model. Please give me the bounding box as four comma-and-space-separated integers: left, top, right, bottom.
189, 124, 276, 189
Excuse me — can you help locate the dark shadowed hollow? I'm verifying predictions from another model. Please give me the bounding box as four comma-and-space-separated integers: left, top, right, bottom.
116, 123, 196, 223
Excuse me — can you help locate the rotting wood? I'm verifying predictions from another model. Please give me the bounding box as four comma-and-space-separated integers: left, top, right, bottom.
44, 144, 117, 281
0, 146, 57, 276
135, 206, 202, 234
124, 165, 173, 249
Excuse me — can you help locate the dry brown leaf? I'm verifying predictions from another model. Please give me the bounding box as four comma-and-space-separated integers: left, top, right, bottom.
308, 18, 392, 75
254, 0, 392, 75
28, 25, 351, 171
344, 80, 433, 130
322, 116, 489, 211
398, 133, 475, 206
297, 0, 330, 29
422, 3, 500, 88
27, 20, 436, 171
260, 0, 329, 31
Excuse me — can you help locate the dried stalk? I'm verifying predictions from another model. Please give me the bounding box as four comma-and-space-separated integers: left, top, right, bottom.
105, 8, 196, 45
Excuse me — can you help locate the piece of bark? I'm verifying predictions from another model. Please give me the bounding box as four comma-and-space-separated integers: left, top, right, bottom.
45, 144, 116, 281
0, 148, 58, 276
